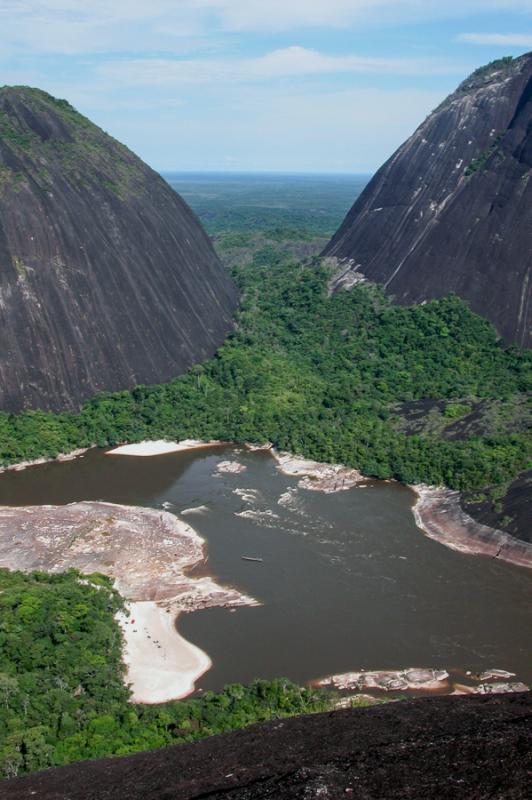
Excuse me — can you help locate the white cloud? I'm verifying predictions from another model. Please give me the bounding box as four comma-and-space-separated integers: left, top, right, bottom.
195, 1, 532, 32
96, 47, 462, 88
193, 0, 378, 30
0, 1, 205, 54
457, 32, 532, 46
1, 1, 532, 54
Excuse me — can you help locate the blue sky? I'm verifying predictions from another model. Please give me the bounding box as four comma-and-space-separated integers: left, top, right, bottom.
1, 1, 531, 172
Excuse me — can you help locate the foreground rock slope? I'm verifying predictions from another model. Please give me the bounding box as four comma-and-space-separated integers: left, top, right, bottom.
0, 86, 238, 412
3, 694, 530, 799
324, 54, 532, 347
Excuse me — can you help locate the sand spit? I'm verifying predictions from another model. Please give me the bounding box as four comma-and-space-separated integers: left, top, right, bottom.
273, 451, 364, 493
0, 447, 89, 474
412, 485, 532, 569
0, 501, 258, 702
117, 602, 212, 703
107, 439, 229, 457
319, 669, 450, 693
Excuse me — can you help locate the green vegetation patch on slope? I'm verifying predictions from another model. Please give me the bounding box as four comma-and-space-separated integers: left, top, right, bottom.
0, 86, 145, 200
436, 55, 517, 113
0, 254, 530, 491
0, 569, 334, 777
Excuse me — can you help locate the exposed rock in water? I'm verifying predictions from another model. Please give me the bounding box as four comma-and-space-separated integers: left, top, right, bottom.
323, 54, 532, 347
3, 694, 531, 799
319, 668, 450, 692
216, 460, 247, 474
273, 450, 365, 492
478, 669, 516, 681
0, 87, 238, 412
476, 682, 529, 694
412, 485, 532, 568
455, 680, 530, 695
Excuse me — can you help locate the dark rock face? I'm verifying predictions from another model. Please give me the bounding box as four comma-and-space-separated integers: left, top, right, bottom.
324, 54, 532, 347
462, 469, 532, 543
0, 87, 238, 412
3, 694, 531, 799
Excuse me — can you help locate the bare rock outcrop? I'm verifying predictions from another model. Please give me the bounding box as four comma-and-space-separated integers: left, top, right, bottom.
0, 87, 238, 412
412, 485, 532, 568
3, 693, 531, 799
324, 54, 532, 347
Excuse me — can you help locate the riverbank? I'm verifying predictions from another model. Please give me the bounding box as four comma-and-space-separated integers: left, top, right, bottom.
0, 438, 231, 474
108, 441, 367, 493
0, 501, 258, 702
412, 485, 532, 569
0, 447, 90, 474
108, 439, 230, 457
117, 601, 212, 703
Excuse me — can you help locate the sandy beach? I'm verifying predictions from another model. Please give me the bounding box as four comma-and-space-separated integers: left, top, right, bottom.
107, 439, 229, 457
117, 601, 212, 703
412, 485, 532, 569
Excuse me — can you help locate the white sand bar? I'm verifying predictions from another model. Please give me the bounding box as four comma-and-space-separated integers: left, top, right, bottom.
107, 439, 228, 457
117, 601, 212, 704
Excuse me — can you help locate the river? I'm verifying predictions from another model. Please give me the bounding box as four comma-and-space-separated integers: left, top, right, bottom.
1, 445, 530, 691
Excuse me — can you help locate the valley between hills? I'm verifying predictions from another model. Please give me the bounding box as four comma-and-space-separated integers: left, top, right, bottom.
0, 54, 531, 790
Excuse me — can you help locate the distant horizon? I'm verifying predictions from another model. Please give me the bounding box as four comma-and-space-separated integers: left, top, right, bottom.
1, 3, 531, 172
161, 170, 373, 177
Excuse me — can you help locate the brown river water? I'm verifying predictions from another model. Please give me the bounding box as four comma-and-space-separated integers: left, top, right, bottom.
0, 446, 530, 691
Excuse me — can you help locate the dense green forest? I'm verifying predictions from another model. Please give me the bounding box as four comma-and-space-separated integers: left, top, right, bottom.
0, 569, 334, 777
1, 255, 529, 490
164, 173, 365, 236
